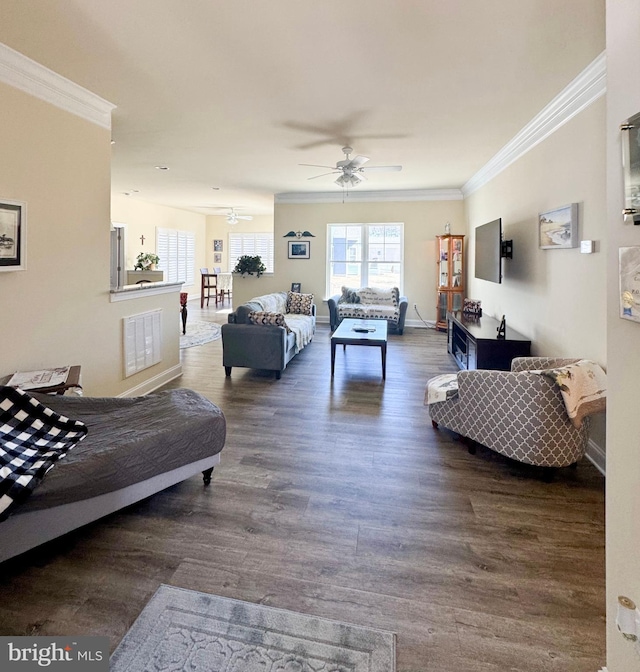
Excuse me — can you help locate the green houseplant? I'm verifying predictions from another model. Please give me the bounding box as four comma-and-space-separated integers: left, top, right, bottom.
233, 255, 266, 277
134, 252, 160, 271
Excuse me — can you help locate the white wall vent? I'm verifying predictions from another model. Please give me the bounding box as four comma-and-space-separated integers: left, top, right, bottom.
123, 309, 162, 377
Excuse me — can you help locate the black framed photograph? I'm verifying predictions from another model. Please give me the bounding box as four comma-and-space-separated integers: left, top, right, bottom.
288, 240, 310, 259
213, 239, 223, 252
0, 199, 26, 272
291, 282, 301, 293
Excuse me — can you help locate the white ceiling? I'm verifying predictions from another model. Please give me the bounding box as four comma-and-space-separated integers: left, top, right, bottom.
0, 0, 604, 216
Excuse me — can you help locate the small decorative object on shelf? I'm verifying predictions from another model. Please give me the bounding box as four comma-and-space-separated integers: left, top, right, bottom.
496, 315, 506, 340
444, 221, 451, 234
463, 298, 482, 316
134, 252, 160, 270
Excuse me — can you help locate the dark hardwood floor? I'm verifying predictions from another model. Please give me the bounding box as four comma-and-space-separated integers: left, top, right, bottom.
0, 303, 606, 671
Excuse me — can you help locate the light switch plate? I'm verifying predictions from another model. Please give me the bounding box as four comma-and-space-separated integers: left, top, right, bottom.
580, 240, 594, 254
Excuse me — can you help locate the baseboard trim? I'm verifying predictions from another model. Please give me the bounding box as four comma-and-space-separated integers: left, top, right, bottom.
585, 438, 606, 476
118, 364, 182, 398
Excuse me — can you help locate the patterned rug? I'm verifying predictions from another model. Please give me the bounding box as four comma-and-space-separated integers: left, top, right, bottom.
180, 321, 222, 349
110, 585, 396, 672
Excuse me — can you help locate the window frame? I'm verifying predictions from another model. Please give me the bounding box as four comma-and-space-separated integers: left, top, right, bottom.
326, 222, 404, 297
229, 232, 274, 273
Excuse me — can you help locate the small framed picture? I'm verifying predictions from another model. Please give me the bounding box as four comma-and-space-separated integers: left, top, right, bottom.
214, 253, 222, 264
291, 282, 301, 293
539, 204, 578, 249
288, 240, 310, 259
0, 199, 26, 272
213, 239, 223, 252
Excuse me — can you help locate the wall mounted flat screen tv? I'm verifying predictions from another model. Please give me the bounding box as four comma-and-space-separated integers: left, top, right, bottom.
475, 218, 502, 283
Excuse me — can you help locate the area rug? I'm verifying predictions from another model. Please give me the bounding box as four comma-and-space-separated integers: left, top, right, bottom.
180, 321, 221, 349
110, 585, 396, 672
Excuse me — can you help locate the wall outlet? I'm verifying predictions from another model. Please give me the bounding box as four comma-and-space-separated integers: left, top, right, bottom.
413, 303, 418, 311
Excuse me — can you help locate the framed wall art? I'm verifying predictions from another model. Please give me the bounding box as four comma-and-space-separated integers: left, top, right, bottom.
619, 246, 640, 322
288, 240, 310, 259
621, 111, 640, 223
538, 204, 578, 249
291, 282, 301, 292
214, 253, 222, 264
213, 239, 223, 252
0, 200, 26, 272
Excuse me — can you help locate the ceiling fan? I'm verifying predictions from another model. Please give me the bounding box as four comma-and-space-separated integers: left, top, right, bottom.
300, 146, 402, 188
225, 208, 253, 225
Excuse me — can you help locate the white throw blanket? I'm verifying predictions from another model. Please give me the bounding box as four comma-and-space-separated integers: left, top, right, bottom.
253, 293, 287, 314
424, 373, 459, 405
284, 314, 314, 354
541, 359, 607, 428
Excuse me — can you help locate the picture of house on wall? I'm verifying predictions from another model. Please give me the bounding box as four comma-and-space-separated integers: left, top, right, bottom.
539, 203, 578, 249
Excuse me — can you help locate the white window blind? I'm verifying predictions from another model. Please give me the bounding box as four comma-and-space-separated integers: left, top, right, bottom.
229, 233, 274, 272
156, 228, 195, 286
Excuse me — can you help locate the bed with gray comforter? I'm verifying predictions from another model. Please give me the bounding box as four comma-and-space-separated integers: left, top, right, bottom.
0, 388, 226, 563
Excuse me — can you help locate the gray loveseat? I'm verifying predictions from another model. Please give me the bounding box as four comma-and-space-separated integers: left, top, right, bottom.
328, 286, 409, 334
222, 292, 316, 379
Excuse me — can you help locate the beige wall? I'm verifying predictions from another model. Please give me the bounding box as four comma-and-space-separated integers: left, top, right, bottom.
0, 83, 182, 397
111, 195, 207, 293
205, 214, 273, 273
464, 100, 607, 451
232, 199, 465, 318
606, 0, 640, 669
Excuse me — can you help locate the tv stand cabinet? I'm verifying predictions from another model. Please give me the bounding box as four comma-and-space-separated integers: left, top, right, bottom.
447, 312, 531, 371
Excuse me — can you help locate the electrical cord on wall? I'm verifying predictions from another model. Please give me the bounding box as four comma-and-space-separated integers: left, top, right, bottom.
414, 304, 436, 329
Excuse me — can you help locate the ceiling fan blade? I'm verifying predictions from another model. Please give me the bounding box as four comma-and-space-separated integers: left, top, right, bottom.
349, 155, 369, 168
308, 171, 340, 180
299, 163, 337, 169
361, 165, 403, 173
237, 215, 253, 220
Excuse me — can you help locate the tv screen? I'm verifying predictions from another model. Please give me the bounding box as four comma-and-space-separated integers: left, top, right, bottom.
475, 218, 502, 284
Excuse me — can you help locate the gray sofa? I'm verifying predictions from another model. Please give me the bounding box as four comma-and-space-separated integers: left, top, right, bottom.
328, 287, 409, 334
222, 292, 316, 379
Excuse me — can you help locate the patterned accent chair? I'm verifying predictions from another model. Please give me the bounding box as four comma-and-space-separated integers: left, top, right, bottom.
427, 357, 591, 469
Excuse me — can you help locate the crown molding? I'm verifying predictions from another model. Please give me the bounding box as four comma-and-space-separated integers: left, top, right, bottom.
462, 50, 606, 197
0, 42, 115, 130
275, 188, 463, 204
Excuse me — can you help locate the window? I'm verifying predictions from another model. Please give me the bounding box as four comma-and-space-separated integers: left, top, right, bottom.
229, 233, 274, 273
156, 228, 195, 286
327, 223, 403, 297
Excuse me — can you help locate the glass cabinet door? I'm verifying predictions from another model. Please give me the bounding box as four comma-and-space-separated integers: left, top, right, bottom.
438, 238, 449, 288
451, 237, 463, 289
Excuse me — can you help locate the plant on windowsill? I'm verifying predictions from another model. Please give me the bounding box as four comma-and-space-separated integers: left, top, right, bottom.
134, 252, 160, 271
233, 255, 266, 277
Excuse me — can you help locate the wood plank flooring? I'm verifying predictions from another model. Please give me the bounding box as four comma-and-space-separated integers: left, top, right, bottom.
0, 304, 605, 671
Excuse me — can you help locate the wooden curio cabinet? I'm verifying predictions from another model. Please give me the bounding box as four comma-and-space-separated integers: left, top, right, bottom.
436, 234, 465, 331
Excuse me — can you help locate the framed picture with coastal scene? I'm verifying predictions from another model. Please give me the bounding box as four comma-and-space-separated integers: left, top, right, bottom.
538, 204, 578, 249
0, 199, 26, 272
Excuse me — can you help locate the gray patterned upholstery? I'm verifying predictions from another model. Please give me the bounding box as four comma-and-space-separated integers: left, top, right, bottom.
427, 357, 591, 468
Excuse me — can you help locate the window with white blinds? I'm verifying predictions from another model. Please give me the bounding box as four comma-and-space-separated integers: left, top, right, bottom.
156, 228, 195, 286
229, 233, 274, 273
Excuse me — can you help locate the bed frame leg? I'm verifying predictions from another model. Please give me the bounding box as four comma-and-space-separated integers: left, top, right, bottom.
202, 467, 214, 486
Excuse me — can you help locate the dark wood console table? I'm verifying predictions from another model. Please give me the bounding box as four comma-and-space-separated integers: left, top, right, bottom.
447, 312, 531, 371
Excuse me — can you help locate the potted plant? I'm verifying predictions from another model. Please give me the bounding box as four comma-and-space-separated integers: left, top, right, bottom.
233, 255, 266, 277
134, 252, 160, 271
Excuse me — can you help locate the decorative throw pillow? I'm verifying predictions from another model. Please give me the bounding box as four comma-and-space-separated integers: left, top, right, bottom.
338, 287, 360, 304
248, 311, 292, 333
0, 386, 88, 520
287, 292, 314, 315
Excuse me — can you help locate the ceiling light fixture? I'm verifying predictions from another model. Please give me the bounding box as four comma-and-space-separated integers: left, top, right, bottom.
155, 165, 169, 171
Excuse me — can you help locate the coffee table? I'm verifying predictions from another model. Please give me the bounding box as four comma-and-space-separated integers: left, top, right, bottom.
331, 319, 388, 379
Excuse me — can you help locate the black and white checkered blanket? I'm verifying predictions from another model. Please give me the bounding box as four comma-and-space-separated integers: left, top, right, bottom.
0, 386, 88, 520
